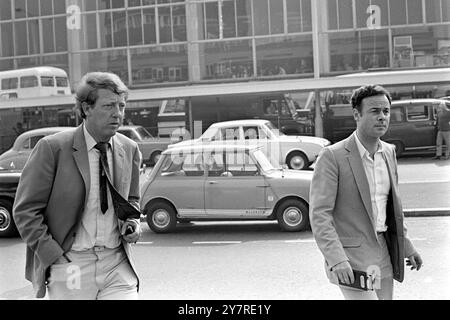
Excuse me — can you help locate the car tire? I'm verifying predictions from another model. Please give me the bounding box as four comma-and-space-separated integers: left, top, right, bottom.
150, 151, 162, 165
286, 151, 308, 170
276, 199, 309, 232
0, 198, 18, 238
145, 201, 177, 233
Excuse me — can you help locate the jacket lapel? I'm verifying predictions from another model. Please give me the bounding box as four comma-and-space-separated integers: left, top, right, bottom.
345, 133, 376, 230
72, 125, 90, 202
112, 135, 125, 195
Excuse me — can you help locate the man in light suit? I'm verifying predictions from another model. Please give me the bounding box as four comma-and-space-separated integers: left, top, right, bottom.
309, 85, 423, 300
13, 72, 142, 299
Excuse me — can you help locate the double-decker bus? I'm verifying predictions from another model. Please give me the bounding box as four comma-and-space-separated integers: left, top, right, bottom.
0, 66, 71, 100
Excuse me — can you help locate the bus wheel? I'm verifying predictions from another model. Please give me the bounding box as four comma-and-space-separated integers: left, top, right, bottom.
286, 152, 308, 170
0, 199, 18, 238
150, 151, 162, 165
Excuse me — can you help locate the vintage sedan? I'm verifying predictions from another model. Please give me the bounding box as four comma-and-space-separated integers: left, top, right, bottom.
0, 126, 72, 171
0, 169, 21, 237
169, 119, 330, 170
140, 144, 313, 233
117, 125, 173, 165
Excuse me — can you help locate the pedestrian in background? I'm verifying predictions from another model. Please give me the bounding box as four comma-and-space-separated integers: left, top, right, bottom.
309, 84, 422, 300
13, 71, 142, 299
432, 101, 450, 160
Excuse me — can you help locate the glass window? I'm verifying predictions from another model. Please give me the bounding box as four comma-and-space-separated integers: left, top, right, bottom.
236, 0, 251, 36
407, 105, 429, 121
113, 11, 127, 46
27, 0, 39, 17
390, 0, 407, 25
30, 135, 45, 149
99, 12, 113, 48
204, 1, 219, 39
338, 0, 353, 29
426, 0, 441, 23
301, 0, 311, 31
253, 0, 269, 35
128, 0, 141, 7
160, 152, 204, 177
14, 21, 27, 55
172, 5, 186, 41
55, 17, 67, 52
222, 0, 236, 38
28, 20, 40, 55
143, 7, 156, 44
1, 23, 13, 56
243, 126, 260, 139
256, 35, 313, 76
98, 0, 111, 10
130, 45, 188, 84
443, 0, 450, 22
53, 0, 66, 14
41, 76, 55, 87
221, 127, 240, 140
0, 0, 12, 20
40, 0, 53, 16
83, 0, 97, 11
407, 0, 423, 24
269, 0, 283, 34
159, 6, 172, 43
20, 76, 38, 88
42, 54, 69, 71
1, 78, 18, 90
128, 9, 143, 45
200, 39, 253, 80
327, 0, 338, 30
42, 18, 55, 53
56, 77, 68, 87
286, 0, 301, 33
206, 152, 225, 176
0, 59, 14, 71
390, 107, 405, 123
226, 151, 258, 176
81, 13, 97, 49
356, 0, 388, 28
111, 0, 125, 8
14, 0, 26, 18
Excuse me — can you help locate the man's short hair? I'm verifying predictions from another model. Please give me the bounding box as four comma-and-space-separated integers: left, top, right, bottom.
351, 84, 391, 113
75, 72, 129, 119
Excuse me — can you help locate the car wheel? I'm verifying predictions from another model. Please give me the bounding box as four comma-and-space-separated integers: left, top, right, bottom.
391, 141, 404, 158
286, 152, 308, 170
145, 202, 177, 233
276, 199, 309, 232
0, 199, 18, 237
150, 151, 162, 165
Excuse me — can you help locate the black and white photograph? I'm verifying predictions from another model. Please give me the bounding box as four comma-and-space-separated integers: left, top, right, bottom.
0, 0, 449, 305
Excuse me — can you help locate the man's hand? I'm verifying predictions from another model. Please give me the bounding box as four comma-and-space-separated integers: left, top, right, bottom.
331, 261, 354, 285
406, 252, 423, 271
121, 219, 141, 243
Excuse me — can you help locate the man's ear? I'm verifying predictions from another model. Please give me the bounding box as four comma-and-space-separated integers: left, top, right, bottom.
352, 108, 360, 121
82, 102, 90, 117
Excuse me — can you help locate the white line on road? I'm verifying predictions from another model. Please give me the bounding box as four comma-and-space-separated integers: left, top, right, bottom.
192, 241, 242, 245
409, 238, 427, 241
399, 180, 450, 184
133, 242, 153, 245
284, 239, 316, 243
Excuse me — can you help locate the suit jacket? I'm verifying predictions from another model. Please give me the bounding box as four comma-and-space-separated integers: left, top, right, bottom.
309, 132, 416, 283
13, 124, 142, 298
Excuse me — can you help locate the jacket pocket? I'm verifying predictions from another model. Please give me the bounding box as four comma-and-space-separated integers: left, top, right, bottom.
339, 236, 363, 248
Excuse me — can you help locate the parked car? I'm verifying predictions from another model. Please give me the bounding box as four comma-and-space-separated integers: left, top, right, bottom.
140, 144, 313, 233
117, 125, 173, 165
0, 169, 21, 237
0, 127, 73, 171
169, 119, 330, 170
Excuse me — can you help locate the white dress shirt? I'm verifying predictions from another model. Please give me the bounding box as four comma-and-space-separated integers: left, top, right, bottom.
71, 125, 121, 251
354, 133, 390, 232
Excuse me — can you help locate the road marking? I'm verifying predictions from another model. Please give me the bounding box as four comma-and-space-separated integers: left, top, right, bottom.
133, 241, 153, 245
409, 238, 427, 241
192, 241, 242, 245
284, 239, 316, 243
399, 180, 450, 184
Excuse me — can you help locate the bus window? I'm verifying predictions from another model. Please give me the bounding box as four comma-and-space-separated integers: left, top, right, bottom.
20, 76, 38, 88
1, 77, 18, 90
41, 76, 55, 87
56, 77, 68, 87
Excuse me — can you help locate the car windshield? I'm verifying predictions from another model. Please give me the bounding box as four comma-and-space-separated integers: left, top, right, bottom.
264, 122, 284, 137
252, 149, 277, 171
201, 127, 220, 140
135, 127, 153, 139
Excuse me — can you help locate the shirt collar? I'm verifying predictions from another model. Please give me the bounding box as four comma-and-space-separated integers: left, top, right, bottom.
83, 124, 112, 152
354, 132, 383, 159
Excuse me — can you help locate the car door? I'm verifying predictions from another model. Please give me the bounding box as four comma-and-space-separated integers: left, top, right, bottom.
154, 151, 206, 217
204, 150, 268, 218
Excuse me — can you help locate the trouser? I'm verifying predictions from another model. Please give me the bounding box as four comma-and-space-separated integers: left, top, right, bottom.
47, 245, 138, 300
339, 232, 394, 300
436, 130, 450, 157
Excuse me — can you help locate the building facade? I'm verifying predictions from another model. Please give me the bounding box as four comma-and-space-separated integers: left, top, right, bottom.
0, 0, 449, 91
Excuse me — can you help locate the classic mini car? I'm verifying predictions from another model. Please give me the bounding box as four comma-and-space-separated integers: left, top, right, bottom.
140, 144, 313, 233
169, 119, 330, 170
117, 125, 173, 165
0, 126, 72, 171
0, 169, 21, 237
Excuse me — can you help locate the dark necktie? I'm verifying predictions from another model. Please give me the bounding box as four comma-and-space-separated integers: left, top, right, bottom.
93, 142, 141, 220
94, 142, 110, 214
